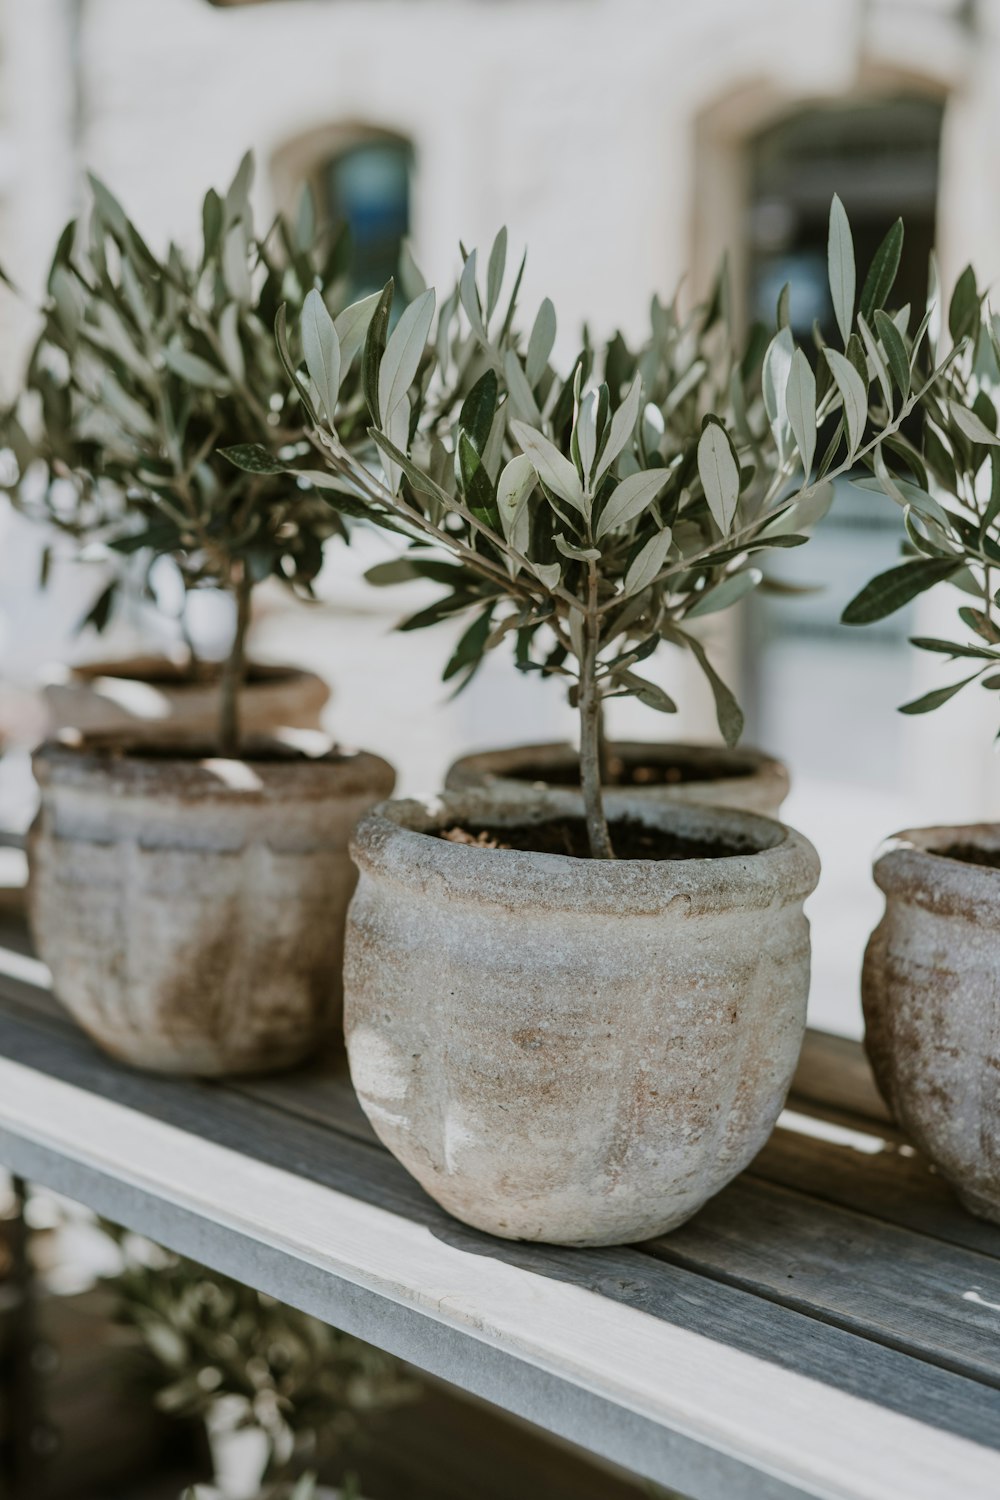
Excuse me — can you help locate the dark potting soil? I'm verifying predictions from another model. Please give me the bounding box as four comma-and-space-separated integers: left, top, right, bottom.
939, 843, 1000, 871
102, 740, 344, 766
510, 753, 754, 787
438, 817, 757, 861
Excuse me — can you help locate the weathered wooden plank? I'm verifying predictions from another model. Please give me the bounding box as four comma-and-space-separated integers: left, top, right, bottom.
752, 1119, 1000, 1258
2, 999, 1000, 1481
789, 1031, 891, 1126
650, 1175, 1000, 1387
1, 1046, 1000, 1500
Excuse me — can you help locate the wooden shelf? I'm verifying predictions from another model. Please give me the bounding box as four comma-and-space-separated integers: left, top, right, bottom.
0, 918, 997, 1500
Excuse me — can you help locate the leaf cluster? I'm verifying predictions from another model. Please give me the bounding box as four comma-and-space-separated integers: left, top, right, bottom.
241, 213, 923, 744
0, 153, 369, 632
841, 260, 1000, 717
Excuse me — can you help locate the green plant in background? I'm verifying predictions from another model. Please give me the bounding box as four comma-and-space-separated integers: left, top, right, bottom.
0, 153, 388, 754
107, 1229, 414, 1500
841, 264, 1000, 718
233, 202, 949, 857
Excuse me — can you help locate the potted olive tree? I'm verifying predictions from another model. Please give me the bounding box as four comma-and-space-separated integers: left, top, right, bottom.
23, 160, 401, 1076
842, 261, 1000, 1223
242, 201, 933, 1245
441, 248, 793, 817
1, 153, 341, 741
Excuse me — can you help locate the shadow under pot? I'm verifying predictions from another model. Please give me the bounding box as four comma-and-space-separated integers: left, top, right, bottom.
43, 655, 330, 742
344, 789, 819, 1247
28, 736, 395, 1077
863, 824, 1000, 1224
446, 740, 789, 819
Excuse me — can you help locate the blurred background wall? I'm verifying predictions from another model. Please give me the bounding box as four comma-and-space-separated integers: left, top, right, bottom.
1, 0, 998, 1032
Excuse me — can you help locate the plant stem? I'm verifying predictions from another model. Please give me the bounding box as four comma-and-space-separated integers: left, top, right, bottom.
580, 565, 615, 859
219, 570, 252, 757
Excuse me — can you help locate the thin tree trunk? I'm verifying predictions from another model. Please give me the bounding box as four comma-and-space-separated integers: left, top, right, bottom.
218, 571, 252, 758
579, 566, 615, 859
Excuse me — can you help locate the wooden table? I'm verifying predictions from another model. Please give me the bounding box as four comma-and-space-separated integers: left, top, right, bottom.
0, 916, 997, 1500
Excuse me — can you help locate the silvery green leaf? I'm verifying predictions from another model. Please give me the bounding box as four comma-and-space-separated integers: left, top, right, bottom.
764, 480, 833, 537
532, 560, 561, 590
687, 567, 762, 618
510, 419, 586, 513
497, 452, 535, 555
623, 528, 673, 597
397, 240, 427, 302
828, 193, 855, 346
87, 174, 129, 239
163, 342, 229, 394
568, 606, 585, 664
875, 309, 911, 398
93, 302, 152, 381
858, 314, 892, 411
219, 301, 245, 385
460, 249, 485, 342
503, 349, 542, 425
224, 150, 254, 227
594, 374, 641, 486
482, 404, 507, 483
612, 669, 676, 713
762, 326, 794, 441
785, 347, 816, 478
334, 290, 381, 372
697, 420, 740, 533
302, 288, 341, 426
555, 533, 600, 561
101, 371, 158, 441
486, 227, 507, 321
526, 297, 556, 385
595, 468, 669, 539
576, 389, 599, 485
641, 401, 665, 456
662, 358, 706, 418
855, 471, 949, 526
222, 223, 251, 305
382, 394, 410, 494
948, 400, 1000, 447
378, 287, 435, 426
823, 347, 868, 454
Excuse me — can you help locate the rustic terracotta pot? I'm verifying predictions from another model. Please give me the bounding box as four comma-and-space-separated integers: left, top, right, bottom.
344, 789, 819, 1246
28, 736, 394, 1076
446, 740, 789, 818
863, 824, 1000, 1223
43, 655, 330, 742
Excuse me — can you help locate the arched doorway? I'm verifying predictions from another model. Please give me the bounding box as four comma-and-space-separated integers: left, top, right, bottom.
271, 122, 414, 297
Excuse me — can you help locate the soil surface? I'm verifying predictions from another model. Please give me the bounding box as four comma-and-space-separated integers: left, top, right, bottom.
939, 842, 1000, 871
508, 753, 754, 787
439, 817, 759, 861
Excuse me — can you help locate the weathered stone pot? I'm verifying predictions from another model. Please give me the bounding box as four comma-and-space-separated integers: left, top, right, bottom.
446, 740, 789, 818
43, 655, 330, 742
344, 789, 819, 1246
863, 823, 1000, 1223
28, 736, 394, 1076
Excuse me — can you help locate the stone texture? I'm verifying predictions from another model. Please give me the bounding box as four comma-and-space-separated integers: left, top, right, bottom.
446, 740, 789, 818
344, 788, 819, 1247
863, 824, 1000, 1224
43, 656, 330, 741
29, 737, 395, 1076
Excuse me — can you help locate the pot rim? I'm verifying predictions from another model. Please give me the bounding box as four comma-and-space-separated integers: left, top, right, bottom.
873, 821, 1000, 905
351, 788, 819, 914
446, 738, 787, 790
61, 654, 327, 690
32, 733, 396, 802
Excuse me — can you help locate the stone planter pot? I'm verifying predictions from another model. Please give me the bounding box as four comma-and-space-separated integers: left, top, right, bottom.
344, 789, 819, 1246
28, 736, 394, 1076
43, 655, 330, 742
446, 740, 789, 818
863, 823, 1000, 1223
